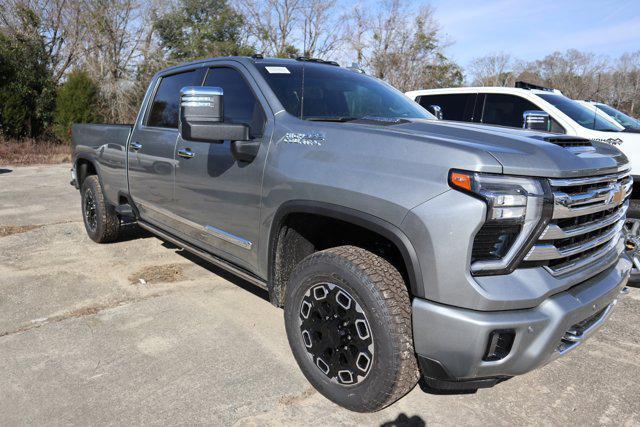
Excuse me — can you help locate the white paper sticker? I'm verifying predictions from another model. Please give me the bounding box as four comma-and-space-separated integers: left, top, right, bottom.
265, 66, 291, 74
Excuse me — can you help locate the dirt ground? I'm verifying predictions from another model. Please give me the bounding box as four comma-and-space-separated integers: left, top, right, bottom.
1, 164, 639, 426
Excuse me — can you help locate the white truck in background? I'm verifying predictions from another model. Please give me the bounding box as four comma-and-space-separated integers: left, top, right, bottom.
576, 100, 640, 134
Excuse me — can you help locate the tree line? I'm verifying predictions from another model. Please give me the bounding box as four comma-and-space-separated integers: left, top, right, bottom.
469, 50, 640, 117
0, 0, 638, 143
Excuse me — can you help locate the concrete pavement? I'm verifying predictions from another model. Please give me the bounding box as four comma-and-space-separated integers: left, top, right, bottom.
1, 164, 639, 425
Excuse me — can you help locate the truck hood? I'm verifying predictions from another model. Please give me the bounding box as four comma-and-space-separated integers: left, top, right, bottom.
356, 119, 629, 178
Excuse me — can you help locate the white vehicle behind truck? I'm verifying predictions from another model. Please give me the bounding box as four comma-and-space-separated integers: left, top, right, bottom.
576, 100, 640, 134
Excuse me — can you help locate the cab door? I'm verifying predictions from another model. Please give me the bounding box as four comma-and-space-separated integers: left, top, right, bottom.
128, 69, 204, 227
172, 64, 270, 272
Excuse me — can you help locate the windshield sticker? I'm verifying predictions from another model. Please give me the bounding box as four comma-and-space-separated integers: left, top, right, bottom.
265, 66, 290, 74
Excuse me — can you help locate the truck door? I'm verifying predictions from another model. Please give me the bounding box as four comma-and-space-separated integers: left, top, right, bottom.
172, 65, 270, 272
128, 69, 204, 227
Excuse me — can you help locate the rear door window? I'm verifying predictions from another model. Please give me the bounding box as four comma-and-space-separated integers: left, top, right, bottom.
481, 93, 564, 132
146, 70, 202, 128
417, 94, 476, 122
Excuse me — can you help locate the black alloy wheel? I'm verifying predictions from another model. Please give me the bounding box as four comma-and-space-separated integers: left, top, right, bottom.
298, 282, 374, 385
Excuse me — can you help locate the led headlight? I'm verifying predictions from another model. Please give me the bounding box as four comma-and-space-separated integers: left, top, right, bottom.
449, 170, 549, 275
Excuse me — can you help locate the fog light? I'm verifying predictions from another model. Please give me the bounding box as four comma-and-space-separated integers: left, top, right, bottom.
483, 330, 515, 361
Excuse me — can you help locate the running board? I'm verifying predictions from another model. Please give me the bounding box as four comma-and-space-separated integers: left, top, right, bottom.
137, 221, 268, 290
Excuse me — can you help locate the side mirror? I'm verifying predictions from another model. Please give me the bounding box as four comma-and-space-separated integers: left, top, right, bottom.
179, 86, 249, 143
426, 104, 443, 120
522, 110, 550, 132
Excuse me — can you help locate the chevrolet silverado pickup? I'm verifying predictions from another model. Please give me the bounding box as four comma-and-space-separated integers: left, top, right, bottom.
71, 56, 631, 412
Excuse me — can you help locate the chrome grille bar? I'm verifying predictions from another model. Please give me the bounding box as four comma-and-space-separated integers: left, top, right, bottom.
548, 170, 630, 187
539, 202, 628, 240
525, 221, 624, 261
546, 237, 622, 276
522, 170, 630, 277
551, 176, 631, 219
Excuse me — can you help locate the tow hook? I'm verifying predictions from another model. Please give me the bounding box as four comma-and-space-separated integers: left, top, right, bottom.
621, 287, 630, 295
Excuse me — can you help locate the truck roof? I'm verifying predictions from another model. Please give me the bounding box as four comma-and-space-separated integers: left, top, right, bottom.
157, 56, 340, 75
405, 86, 562, 99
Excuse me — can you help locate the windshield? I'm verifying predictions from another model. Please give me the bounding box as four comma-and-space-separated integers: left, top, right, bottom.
538, 94, 621, 132
594, 103, 640, 130
257, 62, 433, 121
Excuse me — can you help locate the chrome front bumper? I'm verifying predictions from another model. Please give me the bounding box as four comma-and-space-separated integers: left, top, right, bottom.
412, 257, 631, 381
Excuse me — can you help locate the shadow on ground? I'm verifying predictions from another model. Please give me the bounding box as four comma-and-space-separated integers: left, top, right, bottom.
380, 413, 425, 427
168, 243, 270, 302
0, 168, 13, 174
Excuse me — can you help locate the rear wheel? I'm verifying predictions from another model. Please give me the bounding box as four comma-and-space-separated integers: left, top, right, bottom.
81, 175, 120, 243
284, 246, 419, 412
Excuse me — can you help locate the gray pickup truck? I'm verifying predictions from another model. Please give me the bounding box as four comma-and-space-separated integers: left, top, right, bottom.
71, 56, 631, 412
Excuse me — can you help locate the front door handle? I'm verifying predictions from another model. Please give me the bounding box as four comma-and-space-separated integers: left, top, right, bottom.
130, 141, 142, 151
177, 148, 195, 159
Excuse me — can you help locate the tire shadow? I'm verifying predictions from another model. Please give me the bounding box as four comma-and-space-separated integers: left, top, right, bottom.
169, 246, 270, 303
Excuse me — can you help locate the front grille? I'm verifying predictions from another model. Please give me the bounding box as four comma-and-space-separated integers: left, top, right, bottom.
523, 170, 631, 276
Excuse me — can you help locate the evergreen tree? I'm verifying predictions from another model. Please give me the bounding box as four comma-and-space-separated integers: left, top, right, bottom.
155, 0, 254, 62
53, 70, 100, 142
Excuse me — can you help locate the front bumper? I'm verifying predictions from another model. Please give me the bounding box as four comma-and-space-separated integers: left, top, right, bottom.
412, 257, 631, 386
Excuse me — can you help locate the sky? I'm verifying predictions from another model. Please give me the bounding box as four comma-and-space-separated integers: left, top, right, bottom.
410, 0, 640, 67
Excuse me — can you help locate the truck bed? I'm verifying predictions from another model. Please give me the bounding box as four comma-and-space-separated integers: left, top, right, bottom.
71, 123, 133, 205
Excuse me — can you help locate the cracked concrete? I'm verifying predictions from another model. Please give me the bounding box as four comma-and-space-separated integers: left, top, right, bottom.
0, 164, 639, 425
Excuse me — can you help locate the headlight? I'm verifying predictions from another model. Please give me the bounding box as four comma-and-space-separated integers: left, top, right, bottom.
449, 170, 550, 275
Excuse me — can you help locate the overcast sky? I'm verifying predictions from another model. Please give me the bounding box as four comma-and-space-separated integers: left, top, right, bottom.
417, 0, 640, 66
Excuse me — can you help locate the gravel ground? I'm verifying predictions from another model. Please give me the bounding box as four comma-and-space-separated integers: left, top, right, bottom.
1, 164, 639, 426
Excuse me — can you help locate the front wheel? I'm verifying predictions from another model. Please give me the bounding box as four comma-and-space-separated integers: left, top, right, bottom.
284, 246, 419, 412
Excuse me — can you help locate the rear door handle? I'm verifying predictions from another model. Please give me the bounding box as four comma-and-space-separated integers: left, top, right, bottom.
177, 148, 195, 159
130, 141, 142, 151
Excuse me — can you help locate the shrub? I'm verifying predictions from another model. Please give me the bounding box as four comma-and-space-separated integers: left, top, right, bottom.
53, 71, 100, 142
0, 31, 54, 139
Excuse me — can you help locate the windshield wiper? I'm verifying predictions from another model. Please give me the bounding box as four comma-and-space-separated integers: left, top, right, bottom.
304, 116, 408, 124
304, 116, 360, 122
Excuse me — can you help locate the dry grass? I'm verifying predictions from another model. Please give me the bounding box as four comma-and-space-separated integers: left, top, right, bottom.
0, 224, 42, 237
0, 138, 71, 166
128, 263, 187, 285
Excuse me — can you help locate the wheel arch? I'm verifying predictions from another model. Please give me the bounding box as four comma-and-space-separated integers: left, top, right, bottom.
267, 200, 424, 306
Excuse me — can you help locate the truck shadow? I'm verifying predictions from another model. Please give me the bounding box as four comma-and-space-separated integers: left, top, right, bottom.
417, 377, 478, 395
380, 413, 425, 427
167, 244, 270, 302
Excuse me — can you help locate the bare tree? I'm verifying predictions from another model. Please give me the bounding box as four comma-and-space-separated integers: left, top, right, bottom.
237, 0, 303, 57
609, 51, 640, 114
300, 0, 340, 58
344, 2, 369, 65
517, 49, 608, 99
78, 0, 147, 122
468, 53, 515, 86
363, 0, 461, 91
0, 0, 86, 83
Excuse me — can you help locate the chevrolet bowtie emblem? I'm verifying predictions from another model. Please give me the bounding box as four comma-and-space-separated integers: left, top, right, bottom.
612, 186, 625, 204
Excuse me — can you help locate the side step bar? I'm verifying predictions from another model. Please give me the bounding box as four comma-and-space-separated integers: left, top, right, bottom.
137, 220, 268, 291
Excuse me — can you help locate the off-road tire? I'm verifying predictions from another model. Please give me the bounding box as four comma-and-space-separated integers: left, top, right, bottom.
81, 175, 120, 243
284, 245, 419, 412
